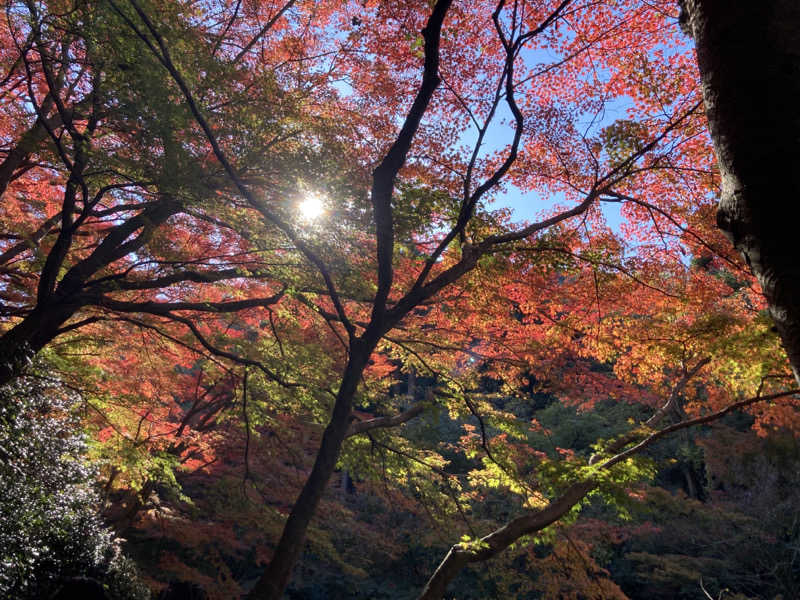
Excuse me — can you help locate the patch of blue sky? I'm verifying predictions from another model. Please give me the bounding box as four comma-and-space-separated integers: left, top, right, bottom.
475, 94, 632, 231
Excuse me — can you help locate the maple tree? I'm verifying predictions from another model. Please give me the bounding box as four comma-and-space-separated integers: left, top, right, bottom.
0, 0, 798, 598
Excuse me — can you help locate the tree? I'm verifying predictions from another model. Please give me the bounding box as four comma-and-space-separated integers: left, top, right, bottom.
0, 0, 346, 384
0, 1, 796, 599
681, 0, 800, 383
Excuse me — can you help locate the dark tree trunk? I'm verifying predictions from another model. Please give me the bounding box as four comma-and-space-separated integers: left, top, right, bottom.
158, 581, 209, 600
684, 0, 800, 382
53, 577, 109, 600
245, 341, 375, 600
0, 304, 78, 385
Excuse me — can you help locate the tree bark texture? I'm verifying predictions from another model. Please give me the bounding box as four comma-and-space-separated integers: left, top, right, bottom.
684, 0, 800, 382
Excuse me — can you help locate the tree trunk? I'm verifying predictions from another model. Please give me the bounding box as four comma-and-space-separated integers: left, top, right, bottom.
684, 0, 800, 383
0, 304, 78, 385
0, 198, 180, 387
246, 339, 375, 600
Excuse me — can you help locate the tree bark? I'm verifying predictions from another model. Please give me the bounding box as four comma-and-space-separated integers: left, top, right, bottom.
245, 341, 374, 599
0, 304, 82, 385
683, 0, 800, 382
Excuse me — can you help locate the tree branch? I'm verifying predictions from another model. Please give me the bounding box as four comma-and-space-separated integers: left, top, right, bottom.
115, 0, 356, 338
597, 387, 800, 470
368, 0, 452, 324
419, 386, 800, 599
86, 268, 273, 292
346, 403, 425, 437
589, 356, 711, 464
89, 292, 285, 316
231, 0, 298, 63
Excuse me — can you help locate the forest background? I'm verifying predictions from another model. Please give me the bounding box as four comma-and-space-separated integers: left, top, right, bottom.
1, 0, 799, 599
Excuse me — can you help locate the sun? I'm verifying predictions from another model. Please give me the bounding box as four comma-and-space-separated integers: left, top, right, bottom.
298, 193, 325, 220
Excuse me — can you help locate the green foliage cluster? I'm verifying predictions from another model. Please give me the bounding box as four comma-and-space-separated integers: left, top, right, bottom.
296, 396, 800, 600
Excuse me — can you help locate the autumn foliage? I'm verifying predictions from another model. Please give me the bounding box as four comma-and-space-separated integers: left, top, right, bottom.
0, 0, 797, 598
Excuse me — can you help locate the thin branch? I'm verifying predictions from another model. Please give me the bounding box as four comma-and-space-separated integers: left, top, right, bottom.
242, 367, 252, 483
598, 388, 800, 470
115, 0, 355, 338
589, 356, 711, 464
419, 386, 799, 599
231, 0, 298, 63
165, 312, 300, 388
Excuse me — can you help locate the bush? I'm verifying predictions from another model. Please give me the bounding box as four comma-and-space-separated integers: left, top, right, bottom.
0, 375, 149, 599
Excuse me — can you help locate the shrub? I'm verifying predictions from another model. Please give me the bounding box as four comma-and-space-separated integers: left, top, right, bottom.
0, 375, 149, 599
